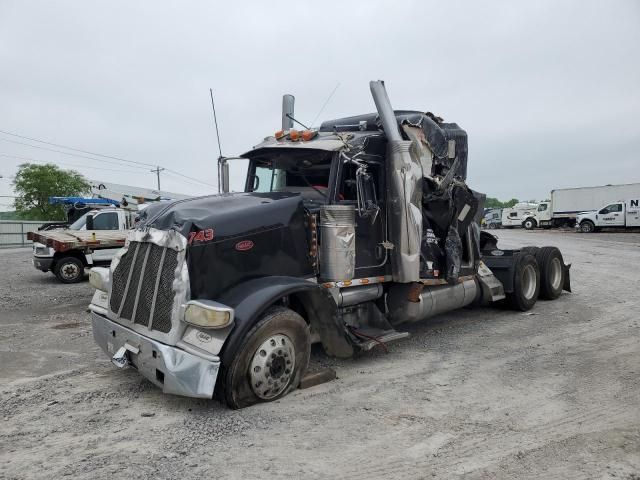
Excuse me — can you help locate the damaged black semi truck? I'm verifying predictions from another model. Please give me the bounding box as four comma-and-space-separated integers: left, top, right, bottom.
89, 81, 571, 408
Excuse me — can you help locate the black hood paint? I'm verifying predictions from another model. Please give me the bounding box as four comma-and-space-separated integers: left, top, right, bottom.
142, 191, 304, 240
139, 192, 315, 300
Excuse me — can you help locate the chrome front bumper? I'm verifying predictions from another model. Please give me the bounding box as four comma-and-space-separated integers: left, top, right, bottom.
91, 312, 220, 399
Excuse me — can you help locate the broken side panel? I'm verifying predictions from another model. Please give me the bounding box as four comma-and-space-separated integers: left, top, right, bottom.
385, 140, 423, 283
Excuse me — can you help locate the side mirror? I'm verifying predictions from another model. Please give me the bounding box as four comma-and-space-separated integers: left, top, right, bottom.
86, 214, 94, 230
219, 159, 230, 193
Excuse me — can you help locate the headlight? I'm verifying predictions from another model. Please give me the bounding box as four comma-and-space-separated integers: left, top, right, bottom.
89, 267, 110, 292
183, 300, 234, 329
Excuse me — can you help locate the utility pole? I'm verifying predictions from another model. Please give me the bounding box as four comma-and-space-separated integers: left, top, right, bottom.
150, 166, 165, 190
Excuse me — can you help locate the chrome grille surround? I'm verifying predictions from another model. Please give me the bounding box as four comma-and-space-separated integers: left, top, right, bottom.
106, 228, 190, 345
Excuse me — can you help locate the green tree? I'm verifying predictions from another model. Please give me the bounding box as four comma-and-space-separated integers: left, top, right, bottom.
485, 197, 520, 209
13, 163, 90, 220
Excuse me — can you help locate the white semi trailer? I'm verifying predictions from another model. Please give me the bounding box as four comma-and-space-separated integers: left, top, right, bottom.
529, 183, 640, 229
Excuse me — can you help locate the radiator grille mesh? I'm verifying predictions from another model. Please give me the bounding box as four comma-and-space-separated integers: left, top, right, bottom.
109, 240, 179, 334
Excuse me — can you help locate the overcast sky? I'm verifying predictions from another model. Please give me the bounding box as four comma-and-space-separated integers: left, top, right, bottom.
1, 1, 639, 209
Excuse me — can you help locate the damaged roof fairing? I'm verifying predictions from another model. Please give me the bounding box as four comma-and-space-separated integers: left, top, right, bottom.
241, 130, 389, 159
242, 132, 349, 158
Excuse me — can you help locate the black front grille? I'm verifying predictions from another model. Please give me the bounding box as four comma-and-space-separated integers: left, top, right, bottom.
109, 241, 179, 333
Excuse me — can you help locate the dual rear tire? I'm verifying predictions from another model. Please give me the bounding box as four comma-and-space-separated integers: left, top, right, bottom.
514, 246, 566, 307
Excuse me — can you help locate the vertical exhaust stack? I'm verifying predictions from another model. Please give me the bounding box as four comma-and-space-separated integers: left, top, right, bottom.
282, 94, 295, 131
369, 80, 422, 283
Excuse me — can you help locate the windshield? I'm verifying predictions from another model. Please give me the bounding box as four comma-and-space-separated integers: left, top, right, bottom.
68, 213, 87, 230
224, 150, 335, 206
253, 164, 286, 192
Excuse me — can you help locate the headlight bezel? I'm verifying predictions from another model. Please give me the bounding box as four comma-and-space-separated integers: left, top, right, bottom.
182, 300, 234, 330
89, 267, 110, 292
182, 300, 234, 329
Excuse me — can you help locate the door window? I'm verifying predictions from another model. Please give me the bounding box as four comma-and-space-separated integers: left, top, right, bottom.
92, 212, 119, 230
599, 204, 622, 214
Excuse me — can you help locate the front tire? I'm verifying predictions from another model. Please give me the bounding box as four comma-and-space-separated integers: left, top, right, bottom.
223, 306, 310, 409
580, 220, 595, 233
506, 253, 540, 311
523, 218, 537, 230
54, 256, 84, 283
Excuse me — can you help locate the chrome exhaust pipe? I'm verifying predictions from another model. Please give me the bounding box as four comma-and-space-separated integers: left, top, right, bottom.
282, 94, 295, 130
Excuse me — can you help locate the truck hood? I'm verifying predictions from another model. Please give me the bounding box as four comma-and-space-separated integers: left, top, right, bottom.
138, 191, 314, 300
139, 191, 306, 241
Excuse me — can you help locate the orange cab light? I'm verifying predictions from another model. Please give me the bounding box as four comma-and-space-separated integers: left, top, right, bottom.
289, 129, 300, 141
361, 278, 370, 284
301, 129, 317, 141
275, 130, 285, 140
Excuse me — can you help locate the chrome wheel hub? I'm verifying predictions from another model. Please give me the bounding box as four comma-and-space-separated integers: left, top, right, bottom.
549, 257, 562, 290
522, 264, 537, 300
249, 334, 295, 400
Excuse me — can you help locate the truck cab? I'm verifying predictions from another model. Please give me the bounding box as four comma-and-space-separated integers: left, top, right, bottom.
534, 201, 552, 227
88, 81, 571, 408
501, 203, 538, 228
576, 199, 640, 232
32, 208, 133, 282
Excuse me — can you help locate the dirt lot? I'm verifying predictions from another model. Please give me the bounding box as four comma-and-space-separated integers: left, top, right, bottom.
1, 230, 639, 479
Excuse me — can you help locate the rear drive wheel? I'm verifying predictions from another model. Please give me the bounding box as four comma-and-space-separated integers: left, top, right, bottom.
223, 306, 310, 409
580, 220, 595, 233
506, 253, 540, 311
537, 246, 565, 300
54, 256, 84, 283
523, 218, 537, 230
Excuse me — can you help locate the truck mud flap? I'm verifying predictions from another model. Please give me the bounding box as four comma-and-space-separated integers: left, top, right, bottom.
563, 263, 572, 292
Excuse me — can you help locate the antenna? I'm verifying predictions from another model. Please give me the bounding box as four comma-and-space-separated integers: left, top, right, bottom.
209, 89, 223, 159
310, 82, 340, 128
209, 88, 224, 193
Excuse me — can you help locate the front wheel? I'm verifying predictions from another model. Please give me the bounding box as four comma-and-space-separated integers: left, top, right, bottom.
222, 306, 310, 409
506, 253, 540, 311
523, 218, 537, 230
54, 256, 85, 283
580, 220, 595, 233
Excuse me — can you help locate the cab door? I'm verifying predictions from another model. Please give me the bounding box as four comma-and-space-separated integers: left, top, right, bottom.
597, 203, 624, 226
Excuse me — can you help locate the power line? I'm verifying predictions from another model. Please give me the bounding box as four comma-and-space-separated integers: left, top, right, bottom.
164, 169, 216, 188
0, 138, 150, 171
0, 130, 218, 189
0, 129, 157, 168
0, 154, 147, 175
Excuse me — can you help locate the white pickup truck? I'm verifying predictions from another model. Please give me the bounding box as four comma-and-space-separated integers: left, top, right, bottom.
30, 208, 134, 282
576, 199, 640, 233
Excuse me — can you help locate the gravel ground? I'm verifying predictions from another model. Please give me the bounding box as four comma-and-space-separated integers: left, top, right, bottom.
1, 230, 639, 479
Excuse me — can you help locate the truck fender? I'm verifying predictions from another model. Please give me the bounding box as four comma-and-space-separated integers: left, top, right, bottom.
216, 276, 354, 367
